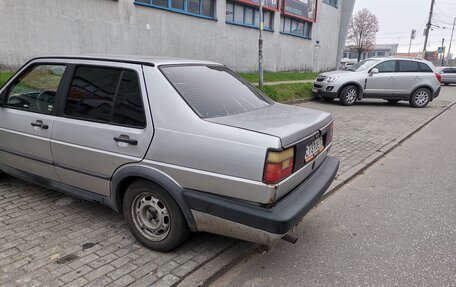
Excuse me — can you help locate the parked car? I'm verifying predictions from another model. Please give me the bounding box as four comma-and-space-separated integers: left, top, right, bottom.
436, 67, 456, 85
0, 56, 339, 251
313, 57, 442, 108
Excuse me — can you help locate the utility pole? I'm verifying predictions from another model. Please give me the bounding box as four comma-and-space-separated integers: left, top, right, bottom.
447, 18, 455, 66
441, 38, 445, 67
258, 0, 264, 89
408, 29, 416, 55
423, 0, 436, 58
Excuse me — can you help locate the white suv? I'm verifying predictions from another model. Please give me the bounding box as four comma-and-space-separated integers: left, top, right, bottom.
313, 58, 442, 108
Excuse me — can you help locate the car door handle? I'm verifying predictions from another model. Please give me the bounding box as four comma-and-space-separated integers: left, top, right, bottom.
31, 120, 48, 129
114, 136, 138, 146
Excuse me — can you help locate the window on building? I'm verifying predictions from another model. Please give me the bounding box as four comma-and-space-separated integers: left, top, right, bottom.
280, 16, 312, 38
377, 51, 386, 57
225, 1, 274, 30
135, 0, 215, 19
64, 66, 146, 128
323, 0, 338, 8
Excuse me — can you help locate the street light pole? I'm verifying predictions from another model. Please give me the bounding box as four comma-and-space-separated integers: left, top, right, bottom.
423, 0, 436, 57
447, 18, 455, 66
408, 29, 416, 55
258, 0, 264, 89
441, 38, 445, 67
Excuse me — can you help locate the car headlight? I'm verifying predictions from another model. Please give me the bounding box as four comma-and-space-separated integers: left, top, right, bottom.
326, 76, 339, 83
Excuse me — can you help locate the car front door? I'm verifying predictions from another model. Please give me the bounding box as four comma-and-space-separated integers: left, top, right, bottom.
0, 63, 66, 181
364, 60, 397, 98
394, 60, 421, 97
51, 61, 153, 196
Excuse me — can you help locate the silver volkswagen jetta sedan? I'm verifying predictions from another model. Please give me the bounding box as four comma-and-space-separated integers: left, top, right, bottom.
313, 57, 441, 108
0, 55, 339, 251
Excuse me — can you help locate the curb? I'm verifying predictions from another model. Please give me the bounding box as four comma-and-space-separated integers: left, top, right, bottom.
179, 100, 456, 287
175, 242, 255, 287
252, 79, 314, 86
281, 97, 317, 105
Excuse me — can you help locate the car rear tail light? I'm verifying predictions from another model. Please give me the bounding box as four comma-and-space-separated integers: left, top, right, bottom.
326, 122, 334, 145
264, 148, 294, 184
435, 73, 441, 83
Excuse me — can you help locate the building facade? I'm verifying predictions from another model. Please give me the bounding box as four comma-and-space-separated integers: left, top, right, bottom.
343, 44, 399, 61
0, 0, 354, 72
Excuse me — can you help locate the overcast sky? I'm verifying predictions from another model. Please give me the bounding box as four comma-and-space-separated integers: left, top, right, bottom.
353, 0, 456, 55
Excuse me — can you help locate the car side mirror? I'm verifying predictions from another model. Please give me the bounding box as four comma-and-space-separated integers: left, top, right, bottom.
369, 68, 379, 76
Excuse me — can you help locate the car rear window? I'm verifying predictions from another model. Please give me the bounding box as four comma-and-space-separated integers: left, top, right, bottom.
160, 65, 272, 118
418, 62, 433, 73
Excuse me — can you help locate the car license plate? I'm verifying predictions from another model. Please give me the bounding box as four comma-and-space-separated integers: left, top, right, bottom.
305, 136, 324, 162
312, 88, 319, 93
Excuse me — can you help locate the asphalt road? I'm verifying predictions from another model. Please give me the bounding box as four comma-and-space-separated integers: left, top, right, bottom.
211, 93, 456, 286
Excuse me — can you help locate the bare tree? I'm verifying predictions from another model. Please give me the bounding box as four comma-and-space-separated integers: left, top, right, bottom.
347, 8, 379, 62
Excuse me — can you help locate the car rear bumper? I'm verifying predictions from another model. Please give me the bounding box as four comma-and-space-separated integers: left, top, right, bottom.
434, 86, 441, 99
182, 156, 340, 244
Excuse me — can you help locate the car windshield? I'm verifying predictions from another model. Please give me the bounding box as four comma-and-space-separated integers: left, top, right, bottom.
161, 65, 273, 118
348, 59, 380, 72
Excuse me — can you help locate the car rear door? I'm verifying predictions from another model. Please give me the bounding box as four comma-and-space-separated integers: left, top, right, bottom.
364, 60, 397, 98
51, 61, 153, 196
447, 68, 456, 83
0, 63, 66, 181
394, 60, 421, 97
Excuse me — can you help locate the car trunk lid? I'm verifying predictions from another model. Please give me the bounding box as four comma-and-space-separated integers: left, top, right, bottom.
206, 103, 332, 147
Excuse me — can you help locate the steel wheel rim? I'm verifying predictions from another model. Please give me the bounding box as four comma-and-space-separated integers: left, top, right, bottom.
414, 90, 429, 106
132, 193, 170, 241
345, 88, 357, 104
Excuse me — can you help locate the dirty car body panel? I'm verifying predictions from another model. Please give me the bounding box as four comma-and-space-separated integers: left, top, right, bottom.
0, 55, 339, 249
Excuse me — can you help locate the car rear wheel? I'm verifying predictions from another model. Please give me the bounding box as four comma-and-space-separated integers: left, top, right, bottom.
322, 96, 335, 102
387, 100, 400, 104
443, 83, 450, 86
123, 180, 190, 252
339, 85, 358, 106
409, 88, 431, 108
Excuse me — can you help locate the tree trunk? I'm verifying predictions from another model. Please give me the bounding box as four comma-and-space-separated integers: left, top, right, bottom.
357, 51, 362, 62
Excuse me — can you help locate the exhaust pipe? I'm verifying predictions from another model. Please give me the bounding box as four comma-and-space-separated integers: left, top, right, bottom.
281, 233, 298, 244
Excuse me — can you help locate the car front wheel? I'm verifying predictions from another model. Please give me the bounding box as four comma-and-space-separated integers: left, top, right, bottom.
409, 88, 431, 108
123, 180, 190, 252
339, 85, 358, 106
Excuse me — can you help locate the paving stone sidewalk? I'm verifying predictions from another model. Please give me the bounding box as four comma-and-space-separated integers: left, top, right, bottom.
1, 87, 455, 287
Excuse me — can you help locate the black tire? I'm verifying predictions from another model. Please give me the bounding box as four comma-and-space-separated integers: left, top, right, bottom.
409, 88, 431, 108
339, 85, 359, 106
387, 100, 400, 104
123, 180, 190, 252
322, 96, 335, 102
443, 83, 450, 86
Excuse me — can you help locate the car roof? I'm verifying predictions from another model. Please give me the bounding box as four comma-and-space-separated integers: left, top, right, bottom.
30, 54, 222, 67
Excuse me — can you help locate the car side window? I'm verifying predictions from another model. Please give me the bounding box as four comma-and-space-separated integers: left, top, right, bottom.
112, 70, 146, 128
64, 66, 121, 122
64, 66, 146, 128
418, 63, 433, 73
5, 64, 66, 115
399, 61, 420, 72
374, 61, 396, 73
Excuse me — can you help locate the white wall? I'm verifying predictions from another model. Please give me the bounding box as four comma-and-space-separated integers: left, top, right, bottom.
0, 0, 354, 72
